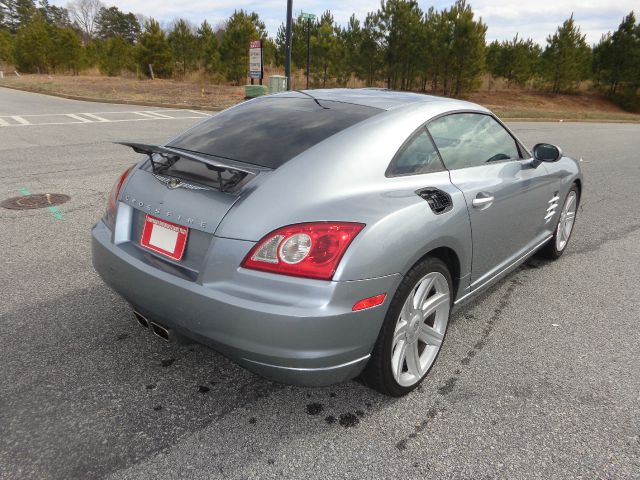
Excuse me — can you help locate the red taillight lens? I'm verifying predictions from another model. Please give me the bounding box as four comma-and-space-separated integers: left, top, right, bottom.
108, 165, 136, 214
241, 222, 365, 280
104, 164, 136, 229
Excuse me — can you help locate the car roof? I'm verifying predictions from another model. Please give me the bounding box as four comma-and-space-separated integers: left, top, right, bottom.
270, 88, 484, 111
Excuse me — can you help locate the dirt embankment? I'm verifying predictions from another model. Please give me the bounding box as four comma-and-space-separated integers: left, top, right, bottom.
0, 74, 244, 111
1, 74, 639, 122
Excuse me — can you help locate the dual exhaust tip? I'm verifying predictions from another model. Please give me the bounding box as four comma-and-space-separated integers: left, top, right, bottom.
133, 311, 171, 342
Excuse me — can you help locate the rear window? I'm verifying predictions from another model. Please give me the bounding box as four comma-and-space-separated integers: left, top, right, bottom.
168, 96, 382, 169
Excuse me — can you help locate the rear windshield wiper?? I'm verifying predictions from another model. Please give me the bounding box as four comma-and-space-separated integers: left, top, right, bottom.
117, 142, 266, 192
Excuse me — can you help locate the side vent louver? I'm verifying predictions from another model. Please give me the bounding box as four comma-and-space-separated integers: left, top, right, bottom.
545, 191, 560, 223
417, 188, 452, 214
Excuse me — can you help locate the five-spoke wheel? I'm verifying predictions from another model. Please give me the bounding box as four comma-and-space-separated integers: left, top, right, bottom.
540, 184, 580, 259
361, 256, 452, 396
391, 272, 450, 387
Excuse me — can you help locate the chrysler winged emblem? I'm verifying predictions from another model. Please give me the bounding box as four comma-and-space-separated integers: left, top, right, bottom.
153, 174, 208, 191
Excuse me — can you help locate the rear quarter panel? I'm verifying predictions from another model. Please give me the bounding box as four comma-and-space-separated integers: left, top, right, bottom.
214, 101, 477, 284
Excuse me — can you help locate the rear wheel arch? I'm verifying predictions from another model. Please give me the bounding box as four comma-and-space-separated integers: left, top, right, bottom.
413, 246, 461, 301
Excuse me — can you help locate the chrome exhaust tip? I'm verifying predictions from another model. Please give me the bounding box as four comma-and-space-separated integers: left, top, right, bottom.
150, 322, 171, 342
133, 311, 149, 329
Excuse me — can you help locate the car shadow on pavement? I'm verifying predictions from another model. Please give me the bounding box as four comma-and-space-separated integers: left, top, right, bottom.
0, 283, 399, 479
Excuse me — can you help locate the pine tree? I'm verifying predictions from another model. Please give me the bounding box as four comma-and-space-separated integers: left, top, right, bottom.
94, 6, 140, 43
541, 15, 591, 93
136, 18, 173, 78
14, 11, 49, 71
168, 19, 197, 76
98, 35, 131, 75
220, 10, 265, 85
0, 28, 14, 64
197, 20, 221, 75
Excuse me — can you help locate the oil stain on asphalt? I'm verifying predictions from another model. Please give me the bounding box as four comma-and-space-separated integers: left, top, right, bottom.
305, 403, 324, 415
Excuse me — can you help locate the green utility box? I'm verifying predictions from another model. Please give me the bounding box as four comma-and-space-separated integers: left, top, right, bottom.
244, 85, 268, 99
268, 75, 287, 94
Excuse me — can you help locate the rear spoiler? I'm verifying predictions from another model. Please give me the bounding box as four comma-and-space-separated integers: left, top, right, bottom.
116, 142, 268, 176
116, 142, 269, 192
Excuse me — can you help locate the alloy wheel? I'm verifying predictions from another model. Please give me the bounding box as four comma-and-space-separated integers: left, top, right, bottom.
391, 271, 450, 387
556, 190, 577, 252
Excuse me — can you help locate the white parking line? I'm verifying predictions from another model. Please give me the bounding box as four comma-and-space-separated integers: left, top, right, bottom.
66, 114, 92, 123
134, 111, 162, 119
11, 116, 30, 125
0, 109, 210, 127
188, 110, 211, 117
141, 110, 174, 119
81, 112, 111, 122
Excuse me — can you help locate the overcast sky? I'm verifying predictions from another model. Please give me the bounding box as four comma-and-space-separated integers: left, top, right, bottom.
57, 0, 637, 45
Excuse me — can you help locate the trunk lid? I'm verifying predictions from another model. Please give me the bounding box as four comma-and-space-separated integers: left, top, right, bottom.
115, 144, 269, 278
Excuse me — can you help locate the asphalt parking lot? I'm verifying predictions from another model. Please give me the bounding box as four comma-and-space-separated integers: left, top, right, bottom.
1, 86, 639, 479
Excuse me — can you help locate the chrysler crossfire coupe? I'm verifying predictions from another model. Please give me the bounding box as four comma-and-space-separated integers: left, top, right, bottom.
92, 89, 582, 396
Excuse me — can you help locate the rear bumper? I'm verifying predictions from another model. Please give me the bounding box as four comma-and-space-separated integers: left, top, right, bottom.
92, 220, 401, 386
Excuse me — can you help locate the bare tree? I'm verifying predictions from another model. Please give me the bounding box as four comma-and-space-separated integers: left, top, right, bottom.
67, 0, 104, 41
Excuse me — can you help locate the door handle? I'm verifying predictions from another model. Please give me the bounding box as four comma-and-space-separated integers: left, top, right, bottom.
472, 194, 495, 208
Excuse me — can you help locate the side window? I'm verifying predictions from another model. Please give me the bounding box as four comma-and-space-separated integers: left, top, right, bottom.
427, 113, 521, 170
386, 128, 443, 177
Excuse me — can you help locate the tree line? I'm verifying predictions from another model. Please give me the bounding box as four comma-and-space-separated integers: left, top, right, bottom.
0, 0, 639, 110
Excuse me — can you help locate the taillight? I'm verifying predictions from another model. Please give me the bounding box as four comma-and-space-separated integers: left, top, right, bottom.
241, 222, 365, 280
104, 164, 136, 229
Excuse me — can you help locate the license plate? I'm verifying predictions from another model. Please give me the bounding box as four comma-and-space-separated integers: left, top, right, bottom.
140, 215, 189, 261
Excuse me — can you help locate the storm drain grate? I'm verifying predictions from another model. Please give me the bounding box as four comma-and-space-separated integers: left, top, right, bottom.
1, 193, 70, 210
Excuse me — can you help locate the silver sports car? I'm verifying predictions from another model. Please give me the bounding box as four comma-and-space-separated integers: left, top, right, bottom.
92, 89, 582, 396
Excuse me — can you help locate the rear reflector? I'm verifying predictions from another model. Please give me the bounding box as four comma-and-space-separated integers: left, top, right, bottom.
352, 293, 387, 311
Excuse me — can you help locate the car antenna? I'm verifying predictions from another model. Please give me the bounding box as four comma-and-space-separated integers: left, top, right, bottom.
295, 90, 330, 109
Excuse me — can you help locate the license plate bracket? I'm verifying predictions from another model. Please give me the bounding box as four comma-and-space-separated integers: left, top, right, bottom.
140, 215, 189, 261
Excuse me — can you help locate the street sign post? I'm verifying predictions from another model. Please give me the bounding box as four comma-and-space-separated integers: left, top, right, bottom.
300, 13, 316, 89
249, 40, 263, 84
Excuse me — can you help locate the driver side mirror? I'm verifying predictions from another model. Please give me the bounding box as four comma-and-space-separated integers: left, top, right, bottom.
531, 143, 562, 168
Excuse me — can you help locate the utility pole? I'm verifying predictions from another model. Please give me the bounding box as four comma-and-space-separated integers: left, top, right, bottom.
285, 0, 293, 90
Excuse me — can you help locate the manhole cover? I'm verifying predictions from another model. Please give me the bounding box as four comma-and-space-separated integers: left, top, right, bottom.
1, 193, 70, 210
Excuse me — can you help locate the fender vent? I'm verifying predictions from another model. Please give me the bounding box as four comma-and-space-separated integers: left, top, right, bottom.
545, 191, 560, 223
417, 188, 452, 214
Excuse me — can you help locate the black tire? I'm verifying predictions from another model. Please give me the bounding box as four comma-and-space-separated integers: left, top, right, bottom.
361, 256, 452, 397
539, 184, 580, 260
